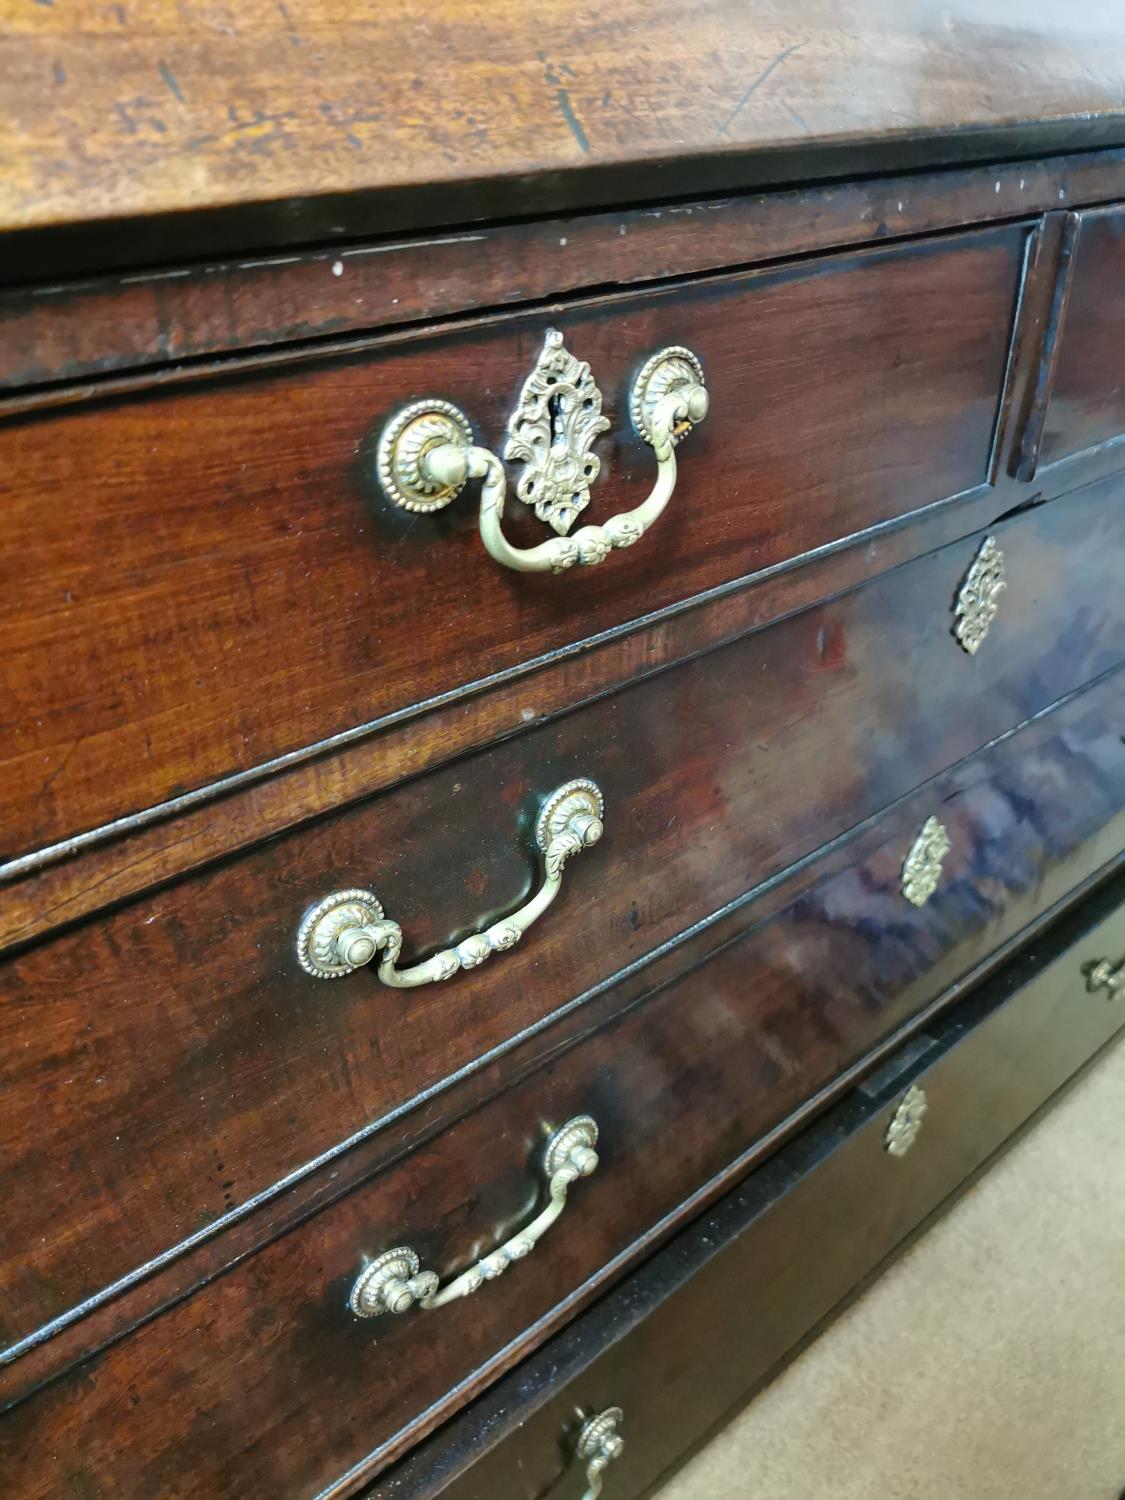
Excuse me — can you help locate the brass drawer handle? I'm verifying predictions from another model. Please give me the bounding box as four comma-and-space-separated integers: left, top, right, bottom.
378, 330, 707, 574
576, 1407, 625, 1499
1085, 956, 1125, 997
349, 1115, 599, 1317
296, 778, 604, 983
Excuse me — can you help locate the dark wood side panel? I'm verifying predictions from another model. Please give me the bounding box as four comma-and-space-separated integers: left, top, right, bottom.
0, 226, 1025, 859
2, 676, 1124, 1499
3, 485, 1125, 1351
368, 875, 1125, 1500
1039, 204, 1125, 467
6, 151, 1125, 394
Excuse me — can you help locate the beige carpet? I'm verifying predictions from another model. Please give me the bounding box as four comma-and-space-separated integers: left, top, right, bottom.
657, 1036, 1125, 1500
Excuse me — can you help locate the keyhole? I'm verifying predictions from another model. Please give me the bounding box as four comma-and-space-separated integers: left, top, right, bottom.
549, 391, 566, 449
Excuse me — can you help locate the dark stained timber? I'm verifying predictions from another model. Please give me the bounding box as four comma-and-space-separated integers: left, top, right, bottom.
0, 228, 1025, 859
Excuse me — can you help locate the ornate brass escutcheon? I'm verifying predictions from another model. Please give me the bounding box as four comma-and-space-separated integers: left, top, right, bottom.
504, 329, 611, 535
885, 1084, 928, 1157
953, 535, 1006, 654
901, 815, 951, 907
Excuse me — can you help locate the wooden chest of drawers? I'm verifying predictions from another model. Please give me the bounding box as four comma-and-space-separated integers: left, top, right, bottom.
3, 6, 1125, 1495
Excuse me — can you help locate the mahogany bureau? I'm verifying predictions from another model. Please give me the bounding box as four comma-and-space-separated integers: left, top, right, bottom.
2, 6, 1125, 1496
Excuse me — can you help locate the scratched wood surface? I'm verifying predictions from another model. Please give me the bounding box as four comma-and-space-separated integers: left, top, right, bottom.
3, 1, 1125, 273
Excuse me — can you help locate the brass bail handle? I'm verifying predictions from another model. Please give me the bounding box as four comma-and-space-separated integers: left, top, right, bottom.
377, 330, 708, 574
348, 1115, 600, 1318
296, 778, 605, 984
576, 1407, 625, 1499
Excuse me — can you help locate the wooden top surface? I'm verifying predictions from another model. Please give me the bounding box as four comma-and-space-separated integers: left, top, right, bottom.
4, 0, 1125, 274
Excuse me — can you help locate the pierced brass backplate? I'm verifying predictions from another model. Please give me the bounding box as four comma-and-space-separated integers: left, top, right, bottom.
885, 1084, 928, 1157
953, 536, 1006, 654
902, 816, 951, 907
504, 329, 611, 536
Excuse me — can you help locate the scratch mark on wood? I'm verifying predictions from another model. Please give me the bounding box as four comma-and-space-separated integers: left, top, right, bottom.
113, 100, 138, 135
40, 740, 79, 800
159, 60, 185, 105
541, 54, 591, 154
555, 87, 591, 153
277, 0, 302, 44
783, 99, 810, 134
717, 42, 803, 137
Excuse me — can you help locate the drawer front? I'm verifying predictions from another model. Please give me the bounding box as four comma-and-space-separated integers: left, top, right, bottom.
393, 877, 1125, 1500
1040, 205, 1125, 467
3, 670, 1124, 1498
4, 481, 1125, 1349
0, 225, 1024, 857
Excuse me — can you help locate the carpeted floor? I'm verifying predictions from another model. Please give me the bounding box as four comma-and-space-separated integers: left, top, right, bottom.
657, 1035, 1125, 1500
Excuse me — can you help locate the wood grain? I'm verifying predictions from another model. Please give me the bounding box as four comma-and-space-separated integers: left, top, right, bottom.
5, 150, 1125, 394
3, 1, 1125, 275
4, 456, 1122, 950
366, 873, 1125, 1500
0, 226, 1024, 862
0, 477, 1027, 952
1039, 205, 1125, 467
2, 671, 1124, 1498
7, 736, 1120, 1413
3, 485, 1125, 1360
1004, 212, 1078, 482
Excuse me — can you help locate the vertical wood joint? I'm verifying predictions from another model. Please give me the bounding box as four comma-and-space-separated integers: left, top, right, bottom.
1001, 211, 1080, 484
